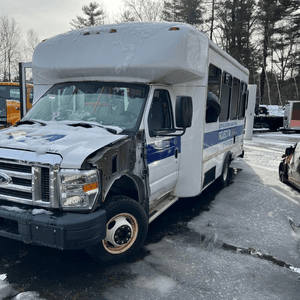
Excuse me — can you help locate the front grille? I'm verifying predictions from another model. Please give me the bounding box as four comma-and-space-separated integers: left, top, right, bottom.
41, 167, 50, 202
12, 177, 31, 186
0, 161, 52, 207
0, 162, 31, 173
0, 187, 32, 200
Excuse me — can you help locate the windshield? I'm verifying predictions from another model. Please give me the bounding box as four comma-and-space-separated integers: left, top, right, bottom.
23, 82, 149, 134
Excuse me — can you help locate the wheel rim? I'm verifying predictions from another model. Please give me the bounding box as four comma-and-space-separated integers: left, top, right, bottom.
102, 213, 138, 254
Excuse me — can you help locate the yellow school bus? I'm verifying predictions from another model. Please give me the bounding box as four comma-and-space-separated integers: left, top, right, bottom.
0, 82, 33, 126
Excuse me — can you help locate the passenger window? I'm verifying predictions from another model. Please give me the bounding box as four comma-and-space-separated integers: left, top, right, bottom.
148, 89, 173, 136
230, 78, 240, 120
219, 72, 232, 122
206, 64, 221, 123
238, 82, 248, 119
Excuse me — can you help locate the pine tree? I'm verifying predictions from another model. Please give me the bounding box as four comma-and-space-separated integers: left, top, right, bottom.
257, 0, 299, 103
70, 2, 106, 29
163, 0, 205, 26
216, 0, 256, 75
162, 0, 182, 22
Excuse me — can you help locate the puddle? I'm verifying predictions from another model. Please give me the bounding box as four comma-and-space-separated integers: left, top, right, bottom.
195, 230, 300, 277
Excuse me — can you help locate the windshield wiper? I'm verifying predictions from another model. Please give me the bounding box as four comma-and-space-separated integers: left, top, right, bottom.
15, 120, 47, 127
67, 122, 118, 134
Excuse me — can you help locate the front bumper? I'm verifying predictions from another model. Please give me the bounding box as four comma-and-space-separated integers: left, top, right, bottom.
0, 202, 106, 250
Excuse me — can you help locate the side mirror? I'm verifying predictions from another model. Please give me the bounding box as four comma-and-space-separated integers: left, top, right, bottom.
175, 96, 193, 128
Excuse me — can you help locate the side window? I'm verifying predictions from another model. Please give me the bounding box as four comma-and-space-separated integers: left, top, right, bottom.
238, 82, 248, 119
219, 72, 232, 122
148, 89, 173, 136
206, 64, 221, 123
230, 78, 240, 120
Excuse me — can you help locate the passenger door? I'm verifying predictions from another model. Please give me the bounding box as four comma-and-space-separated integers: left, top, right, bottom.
145, 88, 181, 202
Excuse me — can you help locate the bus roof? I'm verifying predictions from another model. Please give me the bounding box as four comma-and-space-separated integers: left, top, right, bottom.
33, 22, 248, 86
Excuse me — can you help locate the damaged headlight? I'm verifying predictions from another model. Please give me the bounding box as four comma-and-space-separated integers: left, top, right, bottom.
59, 169, 99, 210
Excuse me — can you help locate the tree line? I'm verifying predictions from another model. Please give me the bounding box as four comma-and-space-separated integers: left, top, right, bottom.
2, 0, 300, 106
0, 15, 39, 82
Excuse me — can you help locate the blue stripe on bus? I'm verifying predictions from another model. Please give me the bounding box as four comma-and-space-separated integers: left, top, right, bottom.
203, 125, 244, 149
147, 136, 181, 164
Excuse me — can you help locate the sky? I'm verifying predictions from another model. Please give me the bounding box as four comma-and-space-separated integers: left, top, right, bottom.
2, 0, 124, 41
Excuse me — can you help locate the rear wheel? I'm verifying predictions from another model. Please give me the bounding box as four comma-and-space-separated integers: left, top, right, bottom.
85, 196, 148, 263
219, 153, 231, 188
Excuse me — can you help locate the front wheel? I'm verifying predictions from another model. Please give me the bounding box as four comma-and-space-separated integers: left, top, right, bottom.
85, 196, 148, 263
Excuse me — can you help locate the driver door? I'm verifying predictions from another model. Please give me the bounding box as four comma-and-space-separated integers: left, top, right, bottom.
145, 88, 181, 202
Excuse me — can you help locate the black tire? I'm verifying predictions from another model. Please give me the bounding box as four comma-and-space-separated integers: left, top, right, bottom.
219, 153, 231, 188
279, 162, 288, 183
85, 196, 148, 263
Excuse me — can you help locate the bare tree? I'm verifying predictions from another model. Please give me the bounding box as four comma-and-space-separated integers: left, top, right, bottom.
120, 0, 164, 22
23, 29, 40, 62
70, 2, 106, 29
0, 15, 21, 82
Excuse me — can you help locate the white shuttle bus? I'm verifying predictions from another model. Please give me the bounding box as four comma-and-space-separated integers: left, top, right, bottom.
0, 22, 249, 263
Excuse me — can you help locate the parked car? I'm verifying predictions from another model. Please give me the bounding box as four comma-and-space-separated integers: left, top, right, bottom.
279, 143, 300, 187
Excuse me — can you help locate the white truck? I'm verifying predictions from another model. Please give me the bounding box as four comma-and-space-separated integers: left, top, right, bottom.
0, 22, 249, 263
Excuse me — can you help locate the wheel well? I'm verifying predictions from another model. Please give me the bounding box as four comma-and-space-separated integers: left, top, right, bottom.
106, 176, 139, 202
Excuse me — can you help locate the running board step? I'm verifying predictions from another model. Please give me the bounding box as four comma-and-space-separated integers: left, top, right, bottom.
149, 195, 179, 223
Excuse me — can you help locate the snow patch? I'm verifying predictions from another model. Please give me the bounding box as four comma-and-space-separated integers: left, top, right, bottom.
0, 206, 26, 213
289, 266, 300, 275
12, 291, 44, 300
0, 274, 7, 281
0, 278, 15, 299
260, 105, 285, 117
134, 275, 176, 295
31, 209, 52, 215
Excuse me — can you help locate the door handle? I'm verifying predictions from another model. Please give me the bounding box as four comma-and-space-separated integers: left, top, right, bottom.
175, 148, 179, 159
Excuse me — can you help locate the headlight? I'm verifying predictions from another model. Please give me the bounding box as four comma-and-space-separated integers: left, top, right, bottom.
59, 169, 99, 210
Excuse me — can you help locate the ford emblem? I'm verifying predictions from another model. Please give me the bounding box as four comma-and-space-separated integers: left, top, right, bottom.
0, 173, 12, 185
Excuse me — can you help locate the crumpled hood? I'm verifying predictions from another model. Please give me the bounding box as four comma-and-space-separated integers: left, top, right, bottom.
0, 121, 127, 168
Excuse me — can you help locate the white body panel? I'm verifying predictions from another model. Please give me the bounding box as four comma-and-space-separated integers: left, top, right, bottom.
0, 122, 126, 169
32, 22, 208, 102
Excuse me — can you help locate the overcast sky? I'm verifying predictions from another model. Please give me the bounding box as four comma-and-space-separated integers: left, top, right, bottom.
2, 0, 124, 41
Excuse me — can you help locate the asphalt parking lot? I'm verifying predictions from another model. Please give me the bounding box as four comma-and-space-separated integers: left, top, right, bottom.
1, 131, 300, 300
